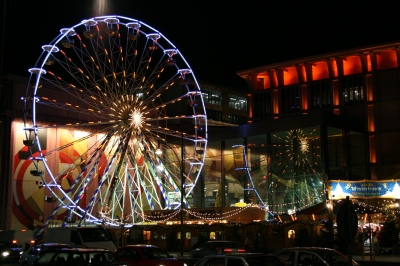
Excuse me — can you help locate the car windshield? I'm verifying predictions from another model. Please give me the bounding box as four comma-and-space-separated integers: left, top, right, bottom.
141, 247, 171, 259
317, 250, 349, 265
245, 256, 283, 266
36, 251, 124, 265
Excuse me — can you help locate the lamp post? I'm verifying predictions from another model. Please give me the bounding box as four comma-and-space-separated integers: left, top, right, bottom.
328, 195, 334, 248
180, 131, 184, 257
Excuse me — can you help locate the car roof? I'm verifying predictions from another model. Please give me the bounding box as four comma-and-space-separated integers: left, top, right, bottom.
206, 241, 236, 242
119, 244, 158, 248
279, 247, 337, 252
47, 248, 111, 252
39, 243, 71, 247
205, 253, 274, 258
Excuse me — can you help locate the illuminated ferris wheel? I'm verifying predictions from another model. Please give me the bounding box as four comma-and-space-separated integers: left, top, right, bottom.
22, 15, 207, 229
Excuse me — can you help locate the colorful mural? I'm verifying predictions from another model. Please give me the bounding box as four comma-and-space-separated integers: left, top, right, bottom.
11, 121, 96, 230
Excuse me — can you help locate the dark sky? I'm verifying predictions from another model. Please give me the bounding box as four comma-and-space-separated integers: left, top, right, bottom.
2, 1, 400, 90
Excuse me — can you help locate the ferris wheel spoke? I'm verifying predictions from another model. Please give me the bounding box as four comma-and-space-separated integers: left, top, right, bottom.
66, 133, 115, 211
27, 16, 207, 229
35, 72, 110, 115
78, 129, 130, 224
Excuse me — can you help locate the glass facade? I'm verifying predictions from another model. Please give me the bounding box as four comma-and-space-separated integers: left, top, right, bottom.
310, 81, 331, 109
228, 113, 247, 125
202, 88, 222, 105
198, 123, 365, 215
342, 76, 364, 104
229, 94, 247, 111
280, 86, 300, 114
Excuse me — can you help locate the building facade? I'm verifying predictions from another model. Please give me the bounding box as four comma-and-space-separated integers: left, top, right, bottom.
237, 42, 400, 181
2, 42, 400, 232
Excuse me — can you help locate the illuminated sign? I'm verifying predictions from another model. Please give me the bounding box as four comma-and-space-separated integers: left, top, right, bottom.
327, 179, 400, 199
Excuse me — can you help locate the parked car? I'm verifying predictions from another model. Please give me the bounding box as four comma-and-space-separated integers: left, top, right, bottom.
31, 248, 127, 266
115, 244, 184, 266
19, 243, 71, 266
272, 247, 360, 266
191, 241, 245, 258
193, 254, 286, 266
0, 241, 23, 263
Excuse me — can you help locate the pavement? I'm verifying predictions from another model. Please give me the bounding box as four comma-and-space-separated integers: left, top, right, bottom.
1, 253, 399, 266
352, 254, 400, 263
167, 252, 400, 266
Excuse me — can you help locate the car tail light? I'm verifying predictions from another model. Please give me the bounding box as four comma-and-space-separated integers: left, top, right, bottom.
223, 249, 233, 253
237, 249, 246, 253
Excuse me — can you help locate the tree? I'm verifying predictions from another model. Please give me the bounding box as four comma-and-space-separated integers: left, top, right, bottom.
379, 214, 400, 254
316, 220, 334, 248
166, 231, 180, 251
192, 232, 208, 249
336, 197, 358, 254
226, 225, 243, 246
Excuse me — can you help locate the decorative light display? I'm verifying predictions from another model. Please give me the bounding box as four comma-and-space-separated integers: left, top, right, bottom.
130, 108, 144, 129
24, 15, 208, 233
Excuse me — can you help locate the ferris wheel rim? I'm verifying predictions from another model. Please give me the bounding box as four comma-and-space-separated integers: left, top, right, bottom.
23, 15, 208, 229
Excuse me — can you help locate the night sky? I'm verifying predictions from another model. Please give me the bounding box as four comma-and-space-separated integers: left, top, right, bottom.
2, 1, 400, 90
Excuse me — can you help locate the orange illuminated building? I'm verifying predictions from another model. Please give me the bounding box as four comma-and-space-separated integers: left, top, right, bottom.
237, 42, 400, 181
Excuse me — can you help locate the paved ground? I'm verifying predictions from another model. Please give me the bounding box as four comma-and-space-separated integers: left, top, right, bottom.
169, 253, 400, 266
353, 254, 400, 263
2, 253, 399, 266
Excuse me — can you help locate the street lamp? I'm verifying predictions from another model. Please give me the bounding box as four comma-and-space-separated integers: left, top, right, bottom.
180, 131, 184, 257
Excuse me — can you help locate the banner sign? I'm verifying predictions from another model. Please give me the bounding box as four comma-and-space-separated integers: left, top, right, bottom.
327, 179, 400, 199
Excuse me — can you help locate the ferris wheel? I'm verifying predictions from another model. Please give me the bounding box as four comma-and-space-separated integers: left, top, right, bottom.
22, 15, 207, 229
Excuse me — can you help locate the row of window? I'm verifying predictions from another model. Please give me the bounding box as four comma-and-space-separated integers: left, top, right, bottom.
229, 94, 247, 111
202, 88, 222, 105
147, 230, 297, 240
253, 76, 364, 118
149, 231, 220, 240
201, 88, 248, 111
206, 109, 247, 125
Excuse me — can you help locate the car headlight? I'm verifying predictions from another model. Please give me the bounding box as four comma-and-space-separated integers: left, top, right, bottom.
2, 251, 10, 257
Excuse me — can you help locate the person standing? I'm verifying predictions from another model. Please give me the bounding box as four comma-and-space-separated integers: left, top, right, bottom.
255, 230, 264, 252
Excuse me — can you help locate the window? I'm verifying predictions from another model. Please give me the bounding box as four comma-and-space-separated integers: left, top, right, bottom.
298, 252, 323, 266
210, 232, 216, 240
229, 94, 247, 111
153, 232, 158, 239
206, 109, 222, 122
254, 91, 272, 118
143, 231, 151, 241
161, 233, 166, 240
186, 232, 191, 239
177, 232, 181, 239
280, 86, 300, 114
202, 88, 221, 105
310, 81, 330, 109
288, 230, 295, 239
227, 258, 245, 266
275, 251, 295, 266
125, 249, 140, 260
204, 258, 224, 266
342, 76, 364, 105
229, 114, 247, 125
